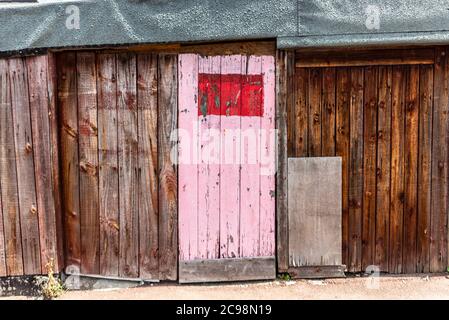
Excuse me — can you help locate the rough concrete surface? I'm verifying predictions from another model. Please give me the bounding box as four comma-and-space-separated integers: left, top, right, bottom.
2, 275, 449, 300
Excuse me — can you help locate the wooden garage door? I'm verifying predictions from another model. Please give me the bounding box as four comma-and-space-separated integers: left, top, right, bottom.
289, 48, 449, 274
57, 52, 177, 280
178, 54, 276, 283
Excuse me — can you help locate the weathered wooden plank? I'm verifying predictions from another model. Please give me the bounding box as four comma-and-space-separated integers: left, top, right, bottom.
294, 68, 308, 157
240, 55, 261, 258
287, 65, 296, 157
417, 64, 433, 273
288, 157, 342, 267
158, 54, 178, 280
179, 257, 276, 284
0, 59, 17, 276
26, 55, 58, 273
259, 55, 276, 257
308, 68, 322, 156
9, 58, 41, 275
335, 67, 350, 267
97, 53, 119, 277
197, 56, 220, 260
321, 68, 336, 156
361, 66, 378, 271
375, 66, 392, 272
0, 179, 5, 276
296, 48, 435, 68
58, 53, 81, 271
47, 52, 63, 272
288, 265, 346, 279
430, 47, 449, 273
0, 59, 24, 277
178, 54, 199, 262
275, 51, 291, 272
76, 52, 100, 275
137, 53, 159, 279
348, 67, 364, 273
389, 66, 406, 274
219, 55, 242, 259
117, 53, 139, 278
403, 65, 419, 274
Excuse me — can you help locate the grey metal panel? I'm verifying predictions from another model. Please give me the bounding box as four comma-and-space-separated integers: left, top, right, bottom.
0, 0, 297, 53
288, 157, 342, 267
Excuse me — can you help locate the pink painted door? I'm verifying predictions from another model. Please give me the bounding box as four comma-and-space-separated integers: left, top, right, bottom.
178, 54, 276, 283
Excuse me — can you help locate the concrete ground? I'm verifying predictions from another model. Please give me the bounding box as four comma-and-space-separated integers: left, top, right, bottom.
3, 274, 449, 300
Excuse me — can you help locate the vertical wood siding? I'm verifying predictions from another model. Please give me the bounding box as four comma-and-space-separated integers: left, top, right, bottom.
0, 55, 60, 276
178, 54, 276, 262
58, 52, 178, 280
289, 54, 449, 273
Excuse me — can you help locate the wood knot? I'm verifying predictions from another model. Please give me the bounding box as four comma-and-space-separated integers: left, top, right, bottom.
313, 113, 320, 123
30, 205, 37, 215
439, 161, 444, 169
25, 143, 33, 153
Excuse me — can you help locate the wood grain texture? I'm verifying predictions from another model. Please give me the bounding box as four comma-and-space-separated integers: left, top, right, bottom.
97, 53, 119, 277
296, 48, 435, 68
137, 53, 159, 279
348, 67, 364, 273
430, 47, 448, 272
219, 55, 242, 259
57, 52, 81, 270
294, 68, 308, 157
308, 68, 322, 156
0, 176, 5, 276
0, 59, 23, 276
9, 58, 41, 275
240, 55, 261, 258
77, 52, 100, 275
375, 66, 392, 272
179, 257, 276, 284
321, 68, 336, 156
275, 51, 290, 272
361, 66, 378, 271
178, 54, 199, 262
198, 56, 220, 260
117, 53, 139, 278
288, 265, 346, 279
259, 55, 276, 257
158, 54, 178, 280
417, 64, 433, 273
27, 55, 58, 272
403, 65, 419, 273
335, 68, 350, 267
47, 52, 64, 272
389, 66, 406, 274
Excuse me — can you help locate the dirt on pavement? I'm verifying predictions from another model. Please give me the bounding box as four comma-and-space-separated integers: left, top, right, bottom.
1, 274, 449, 300
3, 274, 448, 300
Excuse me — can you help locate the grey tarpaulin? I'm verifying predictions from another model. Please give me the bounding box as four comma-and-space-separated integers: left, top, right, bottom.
0, 0, 297, 53
1, 0, 449, 53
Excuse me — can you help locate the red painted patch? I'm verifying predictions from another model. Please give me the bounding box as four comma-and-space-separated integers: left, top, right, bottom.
198, 73, 264, 117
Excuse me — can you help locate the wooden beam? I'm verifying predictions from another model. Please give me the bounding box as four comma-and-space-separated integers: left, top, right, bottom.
158, 54, 178, 281
288, 265, 346, 279
296, 49, 435, 68
179, 257, 276, 283
275, 50, 292, 272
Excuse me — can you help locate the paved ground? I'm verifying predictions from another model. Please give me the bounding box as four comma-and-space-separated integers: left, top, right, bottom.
3, 274, 449, 300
